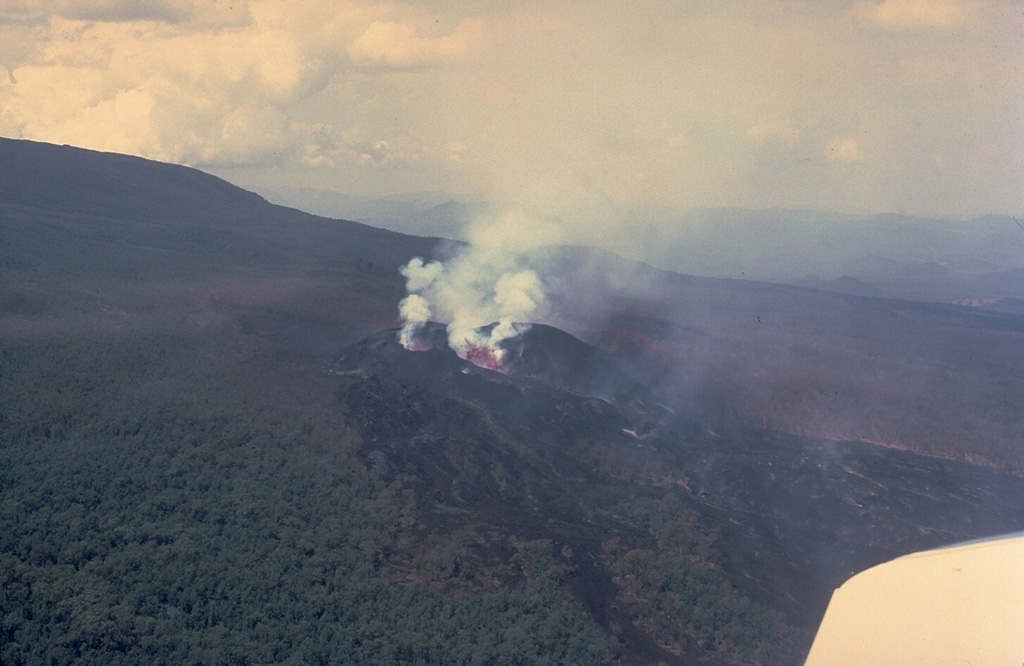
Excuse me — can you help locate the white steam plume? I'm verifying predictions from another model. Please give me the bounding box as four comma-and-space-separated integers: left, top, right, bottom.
401, 257, 444, 291
397, 239, 547, 369
398, 258, 444, 348
398, 294, 432, 349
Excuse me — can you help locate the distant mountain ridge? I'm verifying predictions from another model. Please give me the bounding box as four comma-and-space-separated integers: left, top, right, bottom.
254, 185, 479, 241
0, 138, 268, 220
793, 275, 883, 297
0, 137, 439, 284
253, 183, 1024, 303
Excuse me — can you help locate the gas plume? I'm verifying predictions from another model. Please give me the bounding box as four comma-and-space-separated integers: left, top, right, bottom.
398, 242, 546, 370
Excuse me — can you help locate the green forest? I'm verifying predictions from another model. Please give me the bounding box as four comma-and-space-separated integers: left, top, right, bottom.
0, 318, 614, 665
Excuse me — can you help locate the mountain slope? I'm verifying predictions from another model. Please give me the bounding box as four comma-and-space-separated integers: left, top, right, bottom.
331, 321, 1024, 663
0, 137, 443, 347
0, 137, 438, 282
2, 138, 1024, 665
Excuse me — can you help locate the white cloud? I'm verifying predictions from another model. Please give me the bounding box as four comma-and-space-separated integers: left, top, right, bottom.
852, 0, 977, 31
0, 3, 492, 168
348, 18, 485, 68
0, 13, 316, 165
827, 137, 864, 161
1, 1, 1021, 218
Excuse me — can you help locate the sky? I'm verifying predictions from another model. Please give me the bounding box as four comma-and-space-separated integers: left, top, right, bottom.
1, 0, 1022, 235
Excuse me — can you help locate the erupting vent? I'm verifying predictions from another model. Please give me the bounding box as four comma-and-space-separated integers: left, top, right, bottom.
462, 344, 505, 372
396, 248, 545, 366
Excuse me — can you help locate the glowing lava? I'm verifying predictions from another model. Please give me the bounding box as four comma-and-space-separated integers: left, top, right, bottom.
462, 344, 505, 372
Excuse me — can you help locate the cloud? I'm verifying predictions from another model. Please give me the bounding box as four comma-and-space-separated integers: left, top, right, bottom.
1, 1, 1021, 219
827, 137, 864, 161
348, 18, 484, 68
296, 123, 430, 170
852, 0, 975, 31
0, 0, 218, 24
0, 13, 313, 166
0, 3, 488, 170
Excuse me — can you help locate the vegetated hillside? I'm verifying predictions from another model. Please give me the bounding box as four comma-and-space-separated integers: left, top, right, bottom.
0, 137, 437, 299
0, 137, 455, 357
2, 138, 1023, 665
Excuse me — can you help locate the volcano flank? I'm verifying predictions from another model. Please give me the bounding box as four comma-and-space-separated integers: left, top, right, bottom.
330, 321, 1024, 664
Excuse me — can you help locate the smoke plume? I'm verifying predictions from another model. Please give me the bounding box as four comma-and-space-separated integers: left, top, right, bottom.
398, 243, 547, 370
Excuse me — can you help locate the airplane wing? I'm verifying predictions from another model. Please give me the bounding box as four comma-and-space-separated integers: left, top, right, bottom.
804, 532, 1024, 666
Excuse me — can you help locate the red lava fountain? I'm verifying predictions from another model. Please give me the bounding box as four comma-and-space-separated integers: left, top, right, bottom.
462, 344, 505, 372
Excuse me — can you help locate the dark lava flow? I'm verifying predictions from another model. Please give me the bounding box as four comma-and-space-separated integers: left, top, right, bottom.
328, 322, 1024, 664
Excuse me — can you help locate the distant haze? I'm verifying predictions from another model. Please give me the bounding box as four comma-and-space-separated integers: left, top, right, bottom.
257, 186, 1024, 303
1, 0, 1022, 236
